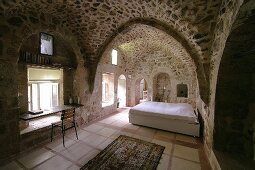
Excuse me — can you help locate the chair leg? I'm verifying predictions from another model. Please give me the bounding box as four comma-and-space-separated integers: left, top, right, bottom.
74, 122, 78, 140
62, 125, 65, 147
51, 124, 54, 142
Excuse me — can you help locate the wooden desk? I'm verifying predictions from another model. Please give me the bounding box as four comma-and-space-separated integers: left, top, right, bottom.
20, 104, 83, 121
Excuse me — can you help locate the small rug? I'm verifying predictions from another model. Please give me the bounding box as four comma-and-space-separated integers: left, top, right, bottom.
80, 135, 165, 170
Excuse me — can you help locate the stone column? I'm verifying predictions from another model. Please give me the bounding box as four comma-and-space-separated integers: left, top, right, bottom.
0, 60, 20, 162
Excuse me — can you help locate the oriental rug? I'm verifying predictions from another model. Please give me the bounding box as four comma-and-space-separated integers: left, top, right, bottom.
80, 135, 165, 170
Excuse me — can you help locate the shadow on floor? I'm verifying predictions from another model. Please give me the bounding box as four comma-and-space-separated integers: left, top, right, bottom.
214, 150, 255, 170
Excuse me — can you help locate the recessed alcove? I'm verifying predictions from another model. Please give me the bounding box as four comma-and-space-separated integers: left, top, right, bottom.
177, 84, 188, 98
117, 74, 126, 107
18, 33, 77, 113
135, 78, 148, 104
213, 8, 255, 168
153, 73, 171, 102
17, 32, 80, 150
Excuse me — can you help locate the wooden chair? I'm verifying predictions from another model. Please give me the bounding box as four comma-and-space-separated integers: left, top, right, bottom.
51, 108, 78, 146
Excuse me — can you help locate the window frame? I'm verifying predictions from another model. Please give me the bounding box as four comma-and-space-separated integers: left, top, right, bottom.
111, 49, 118, 65
28, 80, 60, 111
102, 72, 115, 107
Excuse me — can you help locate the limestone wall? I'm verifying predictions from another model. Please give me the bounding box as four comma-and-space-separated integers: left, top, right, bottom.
2, 0, 255, 168
213, 0, 255, 159
0, 0, 224, 103
0, 11, 87, 161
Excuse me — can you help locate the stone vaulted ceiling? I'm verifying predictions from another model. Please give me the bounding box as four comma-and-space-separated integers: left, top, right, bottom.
0, 0, 223, 103
1, 0, 222, 64
110, 24, 197, 80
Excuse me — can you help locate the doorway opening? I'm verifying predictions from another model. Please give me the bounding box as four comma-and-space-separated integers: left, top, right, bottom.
135, 78, 148, 105
117, 74, 126, 108
153, 73, 170, 102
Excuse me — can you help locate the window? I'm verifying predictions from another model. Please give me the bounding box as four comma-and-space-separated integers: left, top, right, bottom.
102, 73, 114, 107
28, 82, 59, 110
28, 67, 63, 111
111, 49, 118, 65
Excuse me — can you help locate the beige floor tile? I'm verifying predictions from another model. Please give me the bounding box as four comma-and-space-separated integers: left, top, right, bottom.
83, 124, 104, 133
110, 130, 135, 139
77, 130, 91, 140
123, 123, 140, 130
119, 118, 129, 123
97, 127, 117, 137
110, 115, 123, 120
11, 108, 210, 170
157, 154, 170, 170
176, 134, 197, 144
108, 133, 119, 140
99, 118, 117, 124
117, 130, 135, 137
152, 139, 172, 155
111, 120, 127, 127
116, 113, 128, 118
47, 137, 76, 152
173, 144, 200, 162
137, 127, 156, 138
33, 155, 72, 170
81, 133, 107, 147
97, 138, 114, 150
0, 161, 23, 170
133, 134, 152, 142
67, 129, 86, 139
77, 149, 100, 165
171, 157, 201, 170
66, 164, 80, 170
155, 130, 175, 140
61, 141, 93, 161
18, 148, 55, 169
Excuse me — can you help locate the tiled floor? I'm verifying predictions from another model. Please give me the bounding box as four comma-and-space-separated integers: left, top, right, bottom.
1, 108, 211, 170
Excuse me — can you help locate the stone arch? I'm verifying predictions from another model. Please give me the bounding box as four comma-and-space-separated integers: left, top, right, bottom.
152, 72, 171, 102
0, 14, 87, 159
213, 5, 255, 162
0, 14, 85, 64
95, 18, 208, 104
117, 74, 127, 107
19, 33, 77, 66
150, 67, 177, 81
134, 76, 149, 105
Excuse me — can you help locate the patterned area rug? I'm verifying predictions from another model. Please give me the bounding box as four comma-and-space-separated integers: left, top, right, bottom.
80, 135, 165, 170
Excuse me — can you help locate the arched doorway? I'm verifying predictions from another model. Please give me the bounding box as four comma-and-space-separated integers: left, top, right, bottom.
135, 78, 148, 105
117, 74, 126, 107
213, 5, 255, 167
153, 73, 171, 102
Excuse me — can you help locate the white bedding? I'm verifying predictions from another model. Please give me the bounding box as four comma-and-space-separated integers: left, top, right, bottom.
129, 101, 198, 124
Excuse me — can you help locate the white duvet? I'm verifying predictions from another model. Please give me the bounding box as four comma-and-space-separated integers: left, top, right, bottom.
129, 101, 198, 123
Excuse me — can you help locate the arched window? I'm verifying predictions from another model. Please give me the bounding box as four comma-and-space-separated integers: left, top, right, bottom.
111, 49, 118, 65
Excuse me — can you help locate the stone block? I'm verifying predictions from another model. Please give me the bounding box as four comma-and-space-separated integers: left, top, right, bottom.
0, 124, 6, 135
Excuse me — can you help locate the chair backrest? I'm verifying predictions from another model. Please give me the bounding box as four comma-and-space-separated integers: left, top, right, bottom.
61, 108, 75, 120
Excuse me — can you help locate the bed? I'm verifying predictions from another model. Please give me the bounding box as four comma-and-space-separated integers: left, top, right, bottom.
129, 101, 200, 137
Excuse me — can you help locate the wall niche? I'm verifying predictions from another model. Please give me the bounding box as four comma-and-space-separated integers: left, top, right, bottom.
177, 84, 188, 98
19, 33, 77, 68
18, 33, 78, 113
153, 73, 171, 102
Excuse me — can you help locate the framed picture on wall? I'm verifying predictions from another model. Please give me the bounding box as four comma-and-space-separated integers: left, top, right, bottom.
40, 32, 53, 56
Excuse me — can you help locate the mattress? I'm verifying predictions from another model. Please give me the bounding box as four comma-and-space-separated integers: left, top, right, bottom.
129, 101, 198, 123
